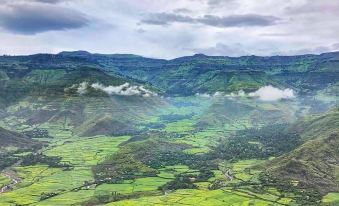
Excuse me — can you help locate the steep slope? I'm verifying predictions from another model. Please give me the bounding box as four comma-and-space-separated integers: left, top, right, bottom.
0, 64, 164, 137
0, 65, 148, 105
0, 127, 42, 169
0, 127, 41, 152
266, 108, 339, 195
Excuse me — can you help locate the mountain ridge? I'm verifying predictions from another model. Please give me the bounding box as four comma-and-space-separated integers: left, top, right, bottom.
6, 50, 336, 60
1, 50, 338, 96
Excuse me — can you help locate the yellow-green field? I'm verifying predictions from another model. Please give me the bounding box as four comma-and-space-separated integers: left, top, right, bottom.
0, 174, 11, 188
105, 188, 285, 206
322, 193, 339, 205
0, 135, 130, 205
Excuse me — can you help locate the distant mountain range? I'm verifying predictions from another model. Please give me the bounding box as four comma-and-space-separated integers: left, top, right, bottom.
1, 51, 338, 96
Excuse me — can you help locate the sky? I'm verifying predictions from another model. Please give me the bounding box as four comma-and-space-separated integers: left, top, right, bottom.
0, 0, 338, 59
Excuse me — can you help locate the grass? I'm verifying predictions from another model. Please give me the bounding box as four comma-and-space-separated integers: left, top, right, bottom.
218, 159, 264, 183
0, 167, 93, 205
0, 135, 130, 205
322, 193, 339, 204
164, 119, 195, 133
35, 190, 95, 206
176, 130, 222, 154
45, 135, 130, 166
105, 188, 283, 206
0, 174, 11, 188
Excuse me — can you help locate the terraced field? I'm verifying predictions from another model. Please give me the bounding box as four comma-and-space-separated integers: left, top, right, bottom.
0, 94, 337, 206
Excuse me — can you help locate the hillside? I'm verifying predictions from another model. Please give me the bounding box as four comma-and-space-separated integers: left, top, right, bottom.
0, 64, 164, 137
0, 127, 42, 170
266, 108, 339, 195
0, 127, 41, 152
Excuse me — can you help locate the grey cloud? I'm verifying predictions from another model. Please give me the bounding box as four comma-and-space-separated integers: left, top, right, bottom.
31, 0, 64, 3
207, 0, 223, 6
141, 12, 280, 27
207, 0, 237, 8
173, 8, 192, 14
259, 32, 291, 37
0, 3, 89, 34
1, 0, 67, 4
136, 28, 146, 33
140, 13, 194, 26
199, 14, 279, 27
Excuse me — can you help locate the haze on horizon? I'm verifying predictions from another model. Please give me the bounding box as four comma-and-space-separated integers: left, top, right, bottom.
0, 0, 339, 59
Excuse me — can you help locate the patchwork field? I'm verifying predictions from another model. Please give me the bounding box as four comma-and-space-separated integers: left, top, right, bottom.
0, 94, 337, 206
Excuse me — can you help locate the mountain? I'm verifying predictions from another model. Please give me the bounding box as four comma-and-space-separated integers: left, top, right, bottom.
0, 127, 42, 170
1, 51, 338, 96
95, 51, 339, 95
0, 51, 338, 206
0, 61, 164, 137
265, 108, 339, 195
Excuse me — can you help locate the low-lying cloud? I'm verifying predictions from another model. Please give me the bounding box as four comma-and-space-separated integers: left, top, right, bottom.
196, 85, 295, 101
249, 85, 295, 101
77, 82, 88, 95
91, 82, 156, 97
70, 82, 157, 97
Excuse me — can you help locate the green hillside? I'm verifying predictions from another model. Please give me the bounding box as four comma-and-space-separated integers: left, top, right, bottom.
0, 127, 42, 170
265, 109, 339, 195
0, 127, 41, 153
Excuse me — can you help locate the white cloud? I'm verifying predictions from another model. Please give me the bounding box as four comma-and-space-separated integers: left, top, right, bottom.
195, 93, 211, 98
226, 90, 246, 97
196, 86, 295, 101
77, 82, 88, 94
67, 82, 156, 97
196, 91, 224, 98
91, 82, 156, 97
249, 85, 295, 101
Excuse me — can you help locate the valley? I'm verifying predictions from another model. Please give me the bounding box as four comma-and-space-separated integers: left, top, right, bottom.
0, 51, 338, 206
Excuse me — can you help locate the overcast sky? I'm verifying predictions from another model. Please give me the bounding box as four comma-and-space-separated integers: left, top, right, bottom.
0, 0, 338, 59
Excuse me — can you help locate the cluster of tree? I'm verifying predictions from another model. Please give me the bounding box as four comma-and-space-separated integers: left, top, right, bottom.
21, 153, 71, 169
159, 174, 198, 191
208, 179, 228, 190
196, 169, 215, 181
159, 113, 194, 123
0, 154, 18, 170
258, 173, 322, 205
22, 129, 51, 139
144, 122, 165, 130
93, 191, 123, 204
210, 124, 301, 161
40, 192, 59, 201
93, 139, 217, 185
159, 169, 214, 192
92, 152, 158, 183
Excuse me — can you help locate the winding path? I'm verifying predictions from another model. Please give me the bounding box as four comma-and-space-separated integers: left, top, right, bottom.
0, 160, 22, 194
224, 168, 233, 181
